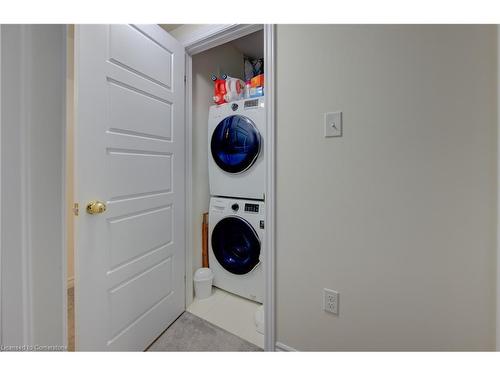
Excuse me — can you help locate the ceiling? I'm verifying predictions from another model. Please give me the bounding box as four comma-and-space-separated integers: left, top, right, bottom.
230, 30, 263, 59
159, 24, 183, 32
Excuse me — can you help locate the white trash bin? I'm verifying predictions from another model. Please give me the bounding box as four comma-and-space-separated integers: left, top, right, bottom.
255, 304, 265, 334
194, 268, 213, 300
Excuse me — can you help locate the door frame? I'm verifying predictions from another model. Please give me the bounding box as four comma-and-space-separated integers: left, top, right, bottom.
497, 24, 500, 352
0, 24, 3, 348
181, 24, 276, 351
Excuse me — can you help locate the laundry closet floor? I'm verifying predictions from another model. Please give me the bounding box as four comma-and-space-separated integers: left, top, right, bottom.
147, 312, 261, 351
187, 287, 264, 349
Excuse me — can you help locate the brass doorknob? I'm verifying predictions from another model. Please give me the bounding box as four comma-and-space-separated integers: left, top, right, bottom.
86, 200, 107, 215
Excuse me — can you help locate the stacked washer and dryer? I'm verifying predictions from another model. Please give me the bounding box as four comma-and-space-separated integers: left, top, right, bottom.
208, 96, 266, 303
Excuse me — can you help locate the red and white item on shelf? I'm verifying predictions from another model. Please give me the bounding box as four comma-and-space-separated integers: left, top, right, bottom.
224, 76, 245, 102
212, 74, 227, 105
211, 74, 245, 105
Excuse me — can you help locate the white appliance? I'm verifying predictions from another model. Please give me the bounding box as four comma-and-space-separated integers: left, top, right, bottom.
209, 197, 264, 302
208, 96, 266, 200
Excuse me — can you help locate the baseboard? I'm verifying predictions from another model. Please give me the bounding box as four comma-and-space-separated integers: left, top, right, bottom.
275, 342, 297, 352
67, 277, 74, 289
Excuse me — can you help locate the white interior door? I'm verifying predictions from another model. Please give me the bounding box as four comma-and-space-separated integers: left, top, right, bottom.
74, 24, 185, 351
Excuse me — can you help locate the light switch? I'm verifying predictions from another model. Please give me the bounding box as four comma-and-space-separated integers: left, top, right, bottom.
324, 111, 342, 137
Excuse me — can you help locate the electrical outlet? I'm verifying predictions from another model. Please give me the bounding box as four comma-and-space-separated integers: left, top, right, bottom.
323, 288, 339, 315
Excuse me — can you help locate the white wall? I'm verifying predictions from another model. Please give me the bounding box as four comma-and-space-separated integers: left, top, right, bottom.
170, 25, 231, 46
190, 44, 244, 286
0, 25, 2, 347
276, 25, 497, 350
1, 24, 25, 346
497, 25, 500, 351
29, 24, 66, 347
1, 25, 66, 347
66, 26, 74, 288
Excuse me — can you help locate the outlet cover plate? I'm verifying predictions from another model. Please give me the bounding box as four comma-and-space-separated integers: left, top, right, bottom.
323, 288, 339, 315
324, 111, 342, 137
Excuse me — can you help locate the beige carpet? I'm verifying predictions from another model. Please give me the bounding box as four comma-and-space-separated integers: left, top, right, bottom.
147, 312, 262, 352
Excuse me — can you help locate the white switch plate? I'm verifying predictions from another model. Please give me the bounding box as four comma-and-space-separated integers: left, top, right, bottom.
324, 111, 342, 137
323, 288, 339, 315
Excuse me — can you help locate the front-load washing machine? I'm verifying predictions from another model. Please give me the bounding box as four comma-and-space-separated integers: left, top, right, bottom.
208, 96, 265, 200
209, 197, 264, 302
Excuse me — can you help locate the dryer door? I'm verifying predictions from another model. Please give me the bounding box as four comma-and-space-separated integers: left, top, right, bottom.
211, 216, 261, 275
210, 115, 261, 174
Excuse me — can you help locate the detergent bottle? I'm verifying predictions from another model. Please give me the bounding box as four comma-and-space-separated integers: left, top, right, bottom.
223, 76, 245, 103
211, 74, 227, 105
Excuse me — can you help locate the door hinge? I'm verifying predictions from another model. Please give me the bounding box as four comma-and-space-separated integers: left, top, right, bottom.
73, 203, 79, 216
184, 75, 187, 84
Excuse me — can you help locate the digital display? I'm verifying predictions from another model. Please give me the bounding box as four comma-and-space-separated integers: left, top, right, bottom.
244, 99, 259, 108
244, 203, 259, 213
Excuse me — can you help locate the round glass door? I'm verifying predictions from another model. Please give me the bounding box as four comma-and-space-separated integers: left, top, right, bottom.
210, 115, 261, 174
211, 217, 261, 275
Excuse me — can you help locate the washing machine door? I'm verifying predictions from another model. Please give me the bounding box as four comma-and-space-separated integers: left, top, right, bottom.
211, 216, 261, 275
211, 115, 261, 174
